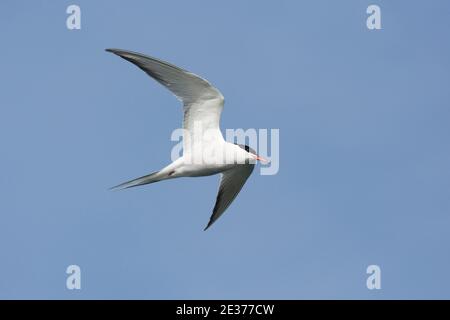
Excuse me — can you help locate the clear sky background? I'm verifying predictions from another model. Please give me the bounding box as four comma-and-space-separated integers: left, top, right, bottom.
1, 0, 449, 299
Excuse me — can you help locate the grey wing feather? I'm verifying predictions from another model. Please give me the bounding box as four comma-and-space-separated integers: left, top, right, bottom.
204, 164, 255, 230
105, 48, 222, 105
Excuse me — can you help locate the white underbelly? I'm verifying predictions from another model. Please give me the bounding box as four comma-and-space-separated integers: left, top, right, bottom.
179, 163, 234, 177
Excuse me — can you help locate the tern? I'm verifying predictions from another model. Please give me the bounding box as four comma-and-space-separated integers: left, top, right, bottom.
107, 49, 267, 230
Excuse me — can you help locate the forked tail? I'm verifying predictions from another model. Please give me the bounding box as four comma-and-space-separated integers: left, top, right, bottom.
110, 171, 161, 190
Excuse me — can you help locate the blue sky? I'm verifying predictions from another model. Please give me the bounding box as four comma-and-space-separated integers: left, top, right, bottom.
1, 0, 450, 299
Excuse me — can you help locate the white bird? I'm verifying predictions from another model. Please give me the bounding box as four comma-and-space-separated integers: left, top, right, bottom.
107, 49, 267, 230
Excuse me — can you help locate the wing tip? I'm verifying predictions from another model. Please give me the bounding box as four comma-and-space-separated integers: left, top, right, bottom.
203, 220, 214, 231
105, 48, 121, 55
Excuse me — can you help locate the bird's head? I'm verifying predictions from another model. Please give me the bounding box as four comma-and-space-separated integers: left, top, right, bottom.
235, 144, 269, 164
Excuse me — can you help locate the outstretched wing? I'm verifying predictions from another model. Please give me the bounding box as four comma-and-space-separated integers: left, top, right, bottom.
204, 164, 255, 230
106, 49, 225, 152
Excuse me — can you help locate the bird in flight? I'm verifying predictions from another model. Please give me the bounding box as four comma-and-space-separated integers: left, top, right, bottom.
106, 49, 267, 230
